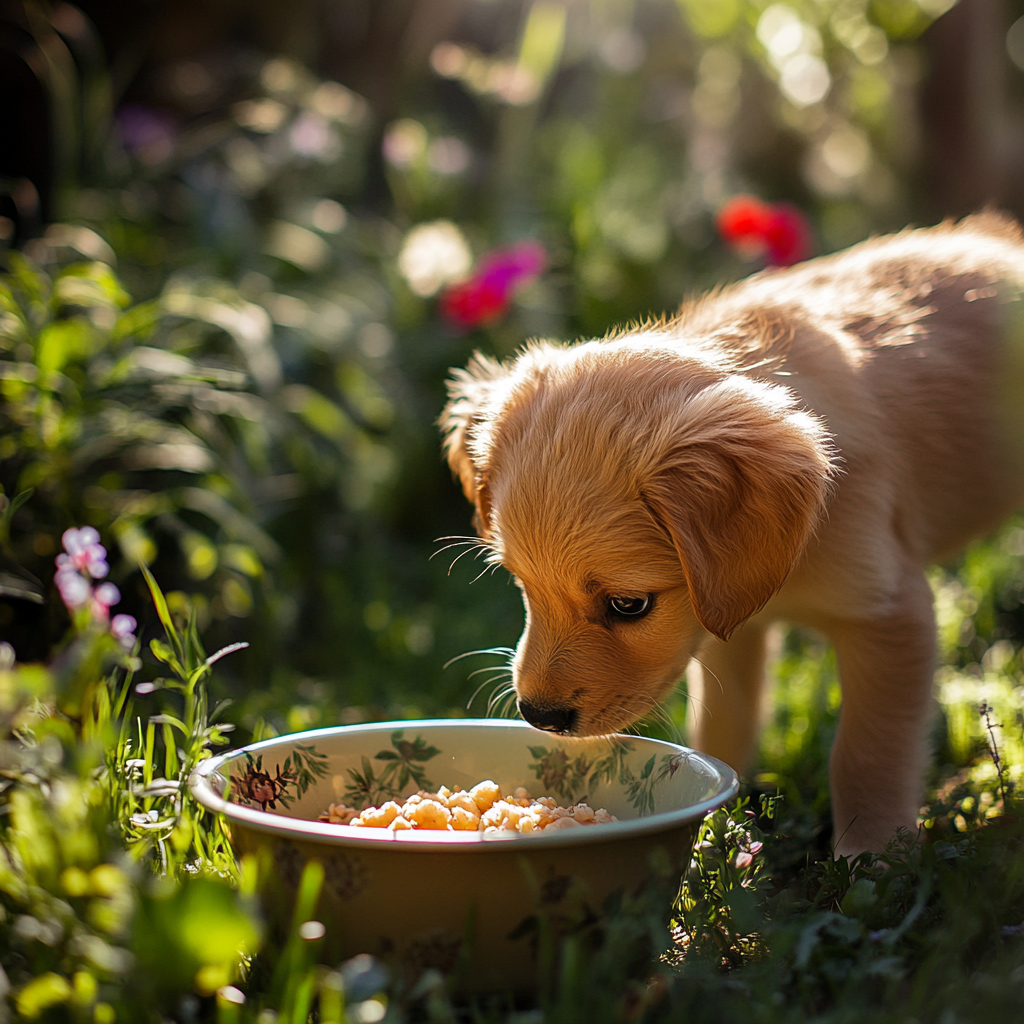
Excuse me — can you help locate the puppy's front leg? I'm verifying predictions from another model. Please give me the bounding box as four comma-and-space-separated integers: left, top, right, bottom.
688, 624, 769, 774
827, 571, 937, 857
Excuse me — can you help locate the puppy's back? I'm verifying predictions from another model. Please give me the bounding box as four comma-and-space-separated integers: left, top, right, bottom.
676, 213, 1024, 565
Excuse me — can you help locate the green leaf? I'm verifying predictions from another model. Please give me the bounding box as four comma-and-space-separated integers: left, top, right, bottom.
113, 300, 162, 341
141, 562, 186, 668
15, 972, 73, 1018
36, 318, 94, 378
149, 639, 184, 681
5, 251, 49, 304
1, 487, 32, 531
283, 384, 354, 443
724, 887, 762, 936
149, 714, 188, 735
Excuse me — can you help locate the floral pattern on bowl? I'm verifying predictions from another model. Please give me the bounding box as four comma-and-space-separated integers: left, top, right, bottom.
190, 719, 738, 990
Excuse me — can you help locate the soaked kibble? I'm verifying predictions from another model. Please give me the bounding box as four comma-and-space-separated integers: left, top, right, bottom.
318, 781, 617, 834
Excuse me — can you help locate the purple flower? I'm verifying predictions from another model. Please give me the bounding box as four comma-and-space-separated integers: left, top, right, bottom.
61, 527, 108, 579
94, 582, 121, 608
116, 105, 177, 165
53, 525, 136, 648
92, 582, 122, 622
477, 240, 546, 292
111, 614, 138, 651
55, 566, 91, 609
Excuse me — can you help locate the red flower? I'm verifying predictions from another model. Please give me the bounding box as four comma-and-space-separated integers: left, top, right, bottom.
763, 203, 813, 266
439, 240, 546, 329
717, 196, 773, 251
439, 277, 508, 328
716, 195, 813, 266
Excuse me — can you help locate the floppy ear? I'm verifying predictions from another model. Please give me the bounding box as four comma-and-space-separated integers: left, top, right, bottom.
643, 376, 835, 641
440, 352, 507, 535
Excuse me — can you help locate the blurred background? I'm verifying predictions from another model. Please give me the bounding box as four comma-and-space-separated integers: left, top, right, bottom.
4, 0, 1024, 763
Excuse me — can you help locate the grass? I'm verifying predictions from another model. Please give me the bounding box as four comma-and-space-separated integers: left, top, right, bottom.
2, 527, 1024, 1023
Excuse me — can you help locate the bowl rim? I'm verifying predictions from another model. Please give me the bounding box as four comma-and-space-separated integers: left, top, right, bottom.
189, 718, 739, 851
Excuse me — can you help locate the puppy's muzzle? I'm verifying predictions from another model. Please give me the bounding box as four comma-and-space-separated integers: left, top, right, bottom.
517, 698, 578, 735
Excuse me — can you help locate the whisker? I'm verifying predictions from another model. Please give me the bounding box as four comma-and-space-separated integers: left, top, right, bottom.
691, 656, 723, 696
432, 534, 495, 552
467, 664, 513, 681
486, 682, 513, 712
428, 539, 481, 561
470, 558, 508, 584
467, 673, 514, 711
430, 534, 500, 573
680, 675, 712, 718
487, 684, 517, 718
446, 544, 489, 576
442, 647, 516, 670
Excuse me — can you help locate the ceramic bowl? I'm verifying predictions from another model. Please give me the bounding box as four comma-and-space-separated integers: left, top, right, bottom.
189, 719, 737, 989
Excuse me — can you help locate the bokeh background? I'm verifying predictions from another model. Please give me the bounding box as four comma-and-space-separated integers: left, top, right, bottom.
4, 0, 1024, 769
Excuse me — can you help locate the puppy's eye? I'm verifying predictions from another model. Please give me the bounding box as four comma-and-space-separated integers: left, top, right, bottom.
608, 594, 653, 619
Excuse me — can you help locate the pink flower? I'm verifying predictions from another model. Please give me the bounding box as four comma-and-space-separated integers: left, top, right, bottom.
54, 528, 131, 643
60, 527, 109, 579
111, 614, 138, 651
55, 566, 91, 609
92, 582, 121, 623
477, 241, 546, 291
440, 240, 546, 329
717, 195, 813, 266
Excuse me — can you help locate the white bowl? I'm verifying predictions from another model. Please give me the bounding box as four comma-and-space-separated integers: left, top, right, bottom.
190, 719, 737, 989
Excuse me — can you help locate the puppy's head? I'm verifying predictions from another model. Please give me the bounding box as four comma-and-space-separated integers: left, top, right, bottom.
441, 338, 834, 736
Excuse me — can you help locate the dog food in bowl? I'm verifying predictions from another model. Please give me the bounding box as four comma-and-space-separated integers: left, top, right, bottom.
319, 780, 618, 833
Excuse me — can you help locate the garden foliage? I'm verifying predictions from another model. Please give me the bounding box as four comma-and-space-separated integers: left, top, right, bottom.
1, 0, 1024, 1020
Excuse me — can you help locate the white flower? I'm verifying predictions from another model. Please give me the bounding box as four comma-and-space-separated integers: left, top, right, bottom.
397, 221, 472, 297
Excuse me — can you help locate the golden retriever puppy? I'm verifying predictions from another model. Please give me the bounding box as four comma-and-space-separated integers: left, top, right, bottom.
441, 213, 1024, 856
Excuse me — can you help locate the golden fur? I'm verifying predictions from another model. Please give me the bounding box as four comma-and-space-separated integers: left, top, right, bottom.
441, 213, 1024, 856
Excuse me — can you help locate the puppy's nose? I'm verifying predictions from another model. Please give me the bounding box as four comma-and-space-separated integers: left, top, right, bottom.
518, 699, 578, 734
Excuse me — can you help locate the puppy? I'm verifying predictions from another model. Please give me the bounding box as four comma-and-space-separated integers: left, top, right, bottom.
441, 213, 1024, 856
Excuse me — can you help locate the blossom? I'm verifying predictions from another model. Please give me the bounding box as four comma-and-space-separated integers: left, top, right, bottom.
717, 196, 772, 254
438, 278, 507, 328
716, 195, 813, 266
92, 582, 121, 623
288, 112, 340, 161
60, 526, 109, 578
116, 105, 177, 165
439, 240, 546, 329
111, 614, 138, 651
54, 565, 91, 609
734, 839, 763, 870
398, 221, 473, 298
762, 203, 813, 266
54, 528, 135, 648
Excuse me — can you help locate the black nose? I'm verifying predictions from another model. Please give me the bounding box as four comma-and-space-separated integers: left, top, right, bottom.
518, 699, 578, 734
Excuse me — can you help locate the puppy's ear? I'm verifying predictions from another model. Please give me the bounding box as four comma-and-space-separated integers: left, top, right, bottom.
440, 352, 506, 534
643, 376, 835, 641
